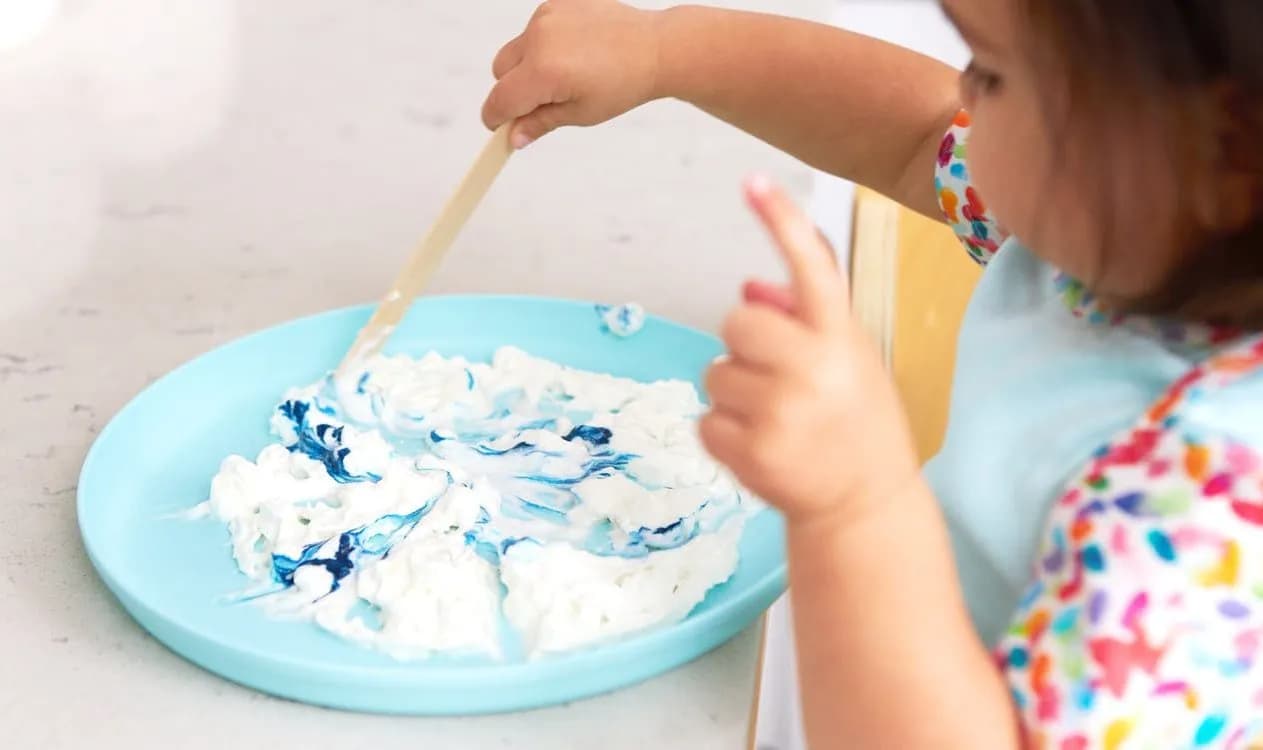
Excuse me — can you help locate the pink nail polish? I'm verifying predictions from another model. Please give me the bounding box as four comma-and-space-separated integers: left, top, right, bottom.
746, 173, 772, 196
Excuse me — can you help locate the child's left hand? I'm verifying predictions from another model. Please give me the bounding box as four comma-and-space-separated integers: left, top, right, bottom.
700, 176, 921, 527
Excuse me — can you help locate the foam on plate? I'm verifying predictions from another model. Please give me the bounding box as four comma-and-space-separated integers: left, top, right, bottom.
193, 340, 754, 659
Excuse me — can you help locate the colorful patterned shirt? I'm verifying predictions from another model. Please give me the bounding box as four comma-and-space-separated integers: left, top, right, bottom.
929, 111, 1263, 749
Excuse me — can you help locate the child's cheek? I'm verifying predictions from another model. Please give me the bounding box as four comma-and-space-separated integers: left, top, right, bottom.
965, 107, 1032, 235
968, 98, 1102, 281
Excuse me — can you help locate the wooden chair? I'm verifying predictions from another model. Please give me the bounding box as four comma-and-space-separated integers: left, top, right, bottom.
746, 187, 981, 748
850, 186, 981, 460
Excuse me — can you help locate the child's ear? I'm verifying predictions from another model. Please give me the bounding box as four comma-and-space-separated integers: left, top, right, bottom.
1194, 81, 1263, 235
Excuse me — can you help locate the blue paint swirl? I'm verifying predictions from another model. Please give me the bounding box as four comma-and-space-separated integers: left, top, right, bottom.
271, 495, 441, 592
584, 503, 724, 558
277, 399, 382, 483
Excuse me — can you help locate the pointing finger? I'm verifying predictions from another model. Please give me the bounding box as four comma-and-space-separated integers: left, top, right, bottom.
743, 175, 847, 329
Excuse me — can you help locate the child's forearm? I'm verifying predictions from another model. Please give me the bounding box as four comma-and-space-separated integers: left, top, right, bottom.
786, 479, 1019, 748
654, 6, 960, 218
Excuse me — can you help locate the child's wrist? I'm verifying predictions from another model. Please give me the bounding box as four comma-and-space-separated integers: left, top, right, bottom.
784, 470, 929, 539
649, 5, 705, 103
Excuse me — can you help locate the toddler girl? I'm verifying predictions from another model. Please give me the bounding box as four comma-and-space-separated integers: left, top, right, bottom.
483, 1, 1263, 746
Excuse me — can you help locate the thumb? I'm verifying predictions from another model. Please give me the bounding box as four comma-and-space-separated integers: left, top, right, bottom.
510, 103, 575, 149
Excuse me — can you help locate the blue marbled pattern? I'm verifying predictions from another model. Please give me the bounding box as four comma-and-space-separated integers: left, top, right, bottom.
269, 486, 445, 592
278, 399, 381, 484
256, 350, 747, 599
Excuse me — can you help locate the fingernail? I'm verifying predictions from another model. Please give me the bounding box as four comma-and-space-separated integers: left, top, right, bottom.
511, 131, 534, 149
746, 173, 773, 196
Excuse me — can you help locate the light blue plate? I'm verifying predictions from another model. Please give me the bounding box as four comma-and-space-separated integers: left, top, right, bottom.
78, 296, 787, 715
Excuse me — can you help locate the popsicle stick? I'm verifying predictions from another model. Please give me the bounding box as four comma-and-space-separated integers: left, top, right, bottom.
337, 123, 513, 376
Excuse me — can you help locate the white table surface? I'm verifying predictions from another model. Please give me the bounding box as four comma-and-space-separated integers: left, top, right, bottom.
0, 1, 818, 747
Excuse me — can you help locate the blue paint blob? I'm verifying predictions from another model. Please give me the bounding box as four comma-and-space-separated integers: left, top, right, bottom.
564, 424, 613, 446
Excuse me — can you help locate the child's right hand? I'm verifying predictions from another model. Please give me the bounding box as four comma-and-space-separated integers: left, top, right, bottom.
481, 0, 664, 149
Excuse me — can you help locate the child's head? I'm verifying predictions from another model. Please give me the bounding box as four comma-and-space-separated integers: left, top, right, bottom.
943, 0, 1263, 324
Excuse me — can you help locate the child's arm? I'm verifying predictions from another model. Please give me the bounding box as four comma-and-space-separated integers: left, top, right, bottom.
702, 177, 1019, 748
786, 482, 1020, 748
655, 6, 960, 219
482, 1, 960, 219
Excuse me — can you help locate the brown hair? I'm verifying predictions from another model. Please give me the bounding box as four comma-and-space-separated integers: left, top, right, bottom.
1020, 0, 1263, 326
